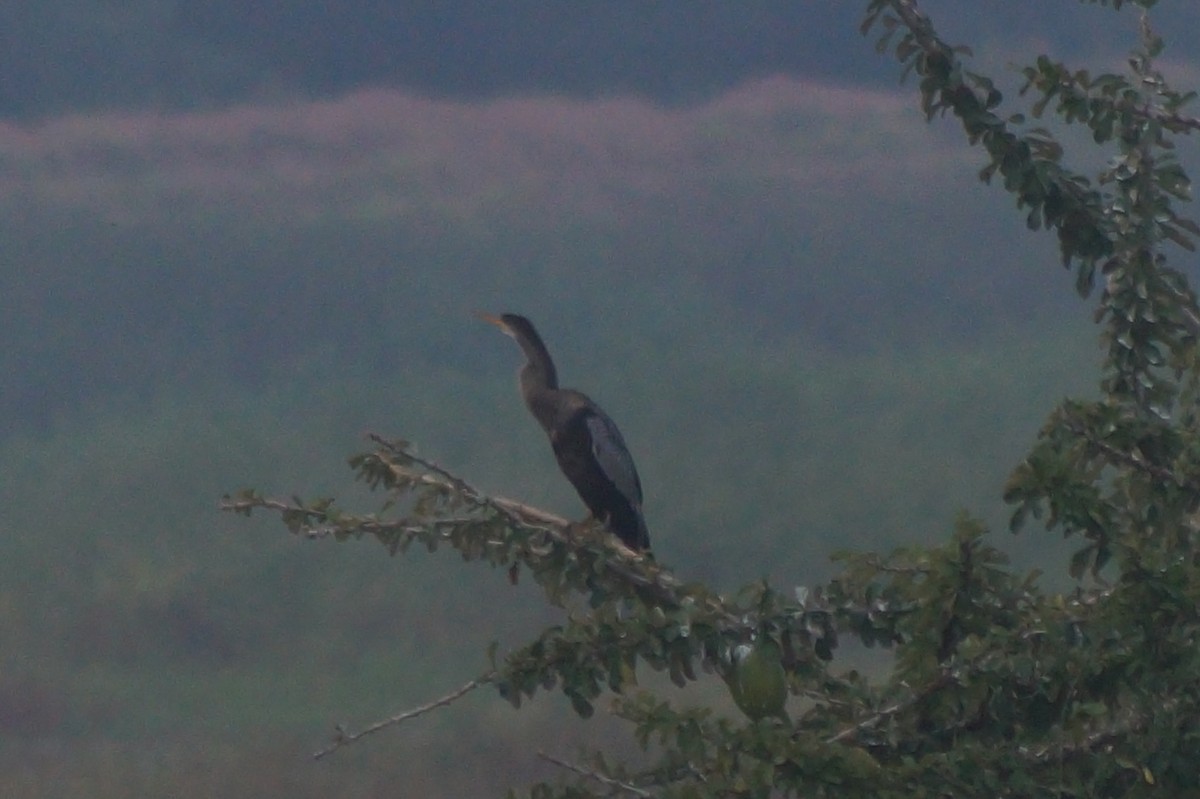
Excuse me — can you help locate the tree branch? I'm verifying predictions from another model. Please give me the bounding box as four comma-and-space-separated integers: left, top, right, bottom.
1058, 413, 1189, 487
313, 673, 494, 760
825, 670, 953, 744
362, 434, 742, 622
537, 751, 653, 798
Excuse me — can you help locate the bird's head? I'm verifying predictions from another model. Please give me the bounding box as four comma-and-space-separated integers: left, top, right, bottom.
478, 311, 558, 391
477, 311, 533, 341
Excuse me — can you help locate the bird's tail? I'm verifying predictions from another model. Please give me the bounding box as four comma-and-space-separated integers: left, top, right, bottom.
610, 503, 650, 552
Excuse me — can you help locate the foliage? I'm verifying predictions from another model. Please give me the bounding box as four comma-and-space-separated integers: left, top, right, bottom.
227, 1, 1200, 796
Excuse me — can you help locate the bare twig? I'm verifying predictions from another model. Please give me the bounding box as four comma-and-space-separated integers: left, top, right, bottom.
370, 433, 602, 538
313, 673, 494, 760
538, 751, 653, 798
825, 697, 912, 745
219, 496, 299, 515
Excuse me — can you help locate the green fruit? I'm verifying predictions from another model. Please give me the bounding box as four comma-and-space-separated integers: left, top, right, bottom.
726, 639, 788, 721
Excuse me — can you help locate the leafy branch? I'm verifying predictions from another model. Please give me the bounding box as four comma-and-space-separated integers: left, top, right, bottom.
221, 435, 852, 718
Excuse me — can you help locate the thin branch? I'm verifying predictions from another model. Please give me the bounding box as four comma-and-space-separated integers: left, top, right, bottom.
1059, 414, 1187, 487
1022, 704, 1156, 767
825, 698, 910, 744
370, 433, 621, 544
537, 751, 653, 798
1153, 108, 1200, 134
300, 516, 475, 542
219, 496, 298, 515
313, 673, 494, 760
825, 671, 953, 744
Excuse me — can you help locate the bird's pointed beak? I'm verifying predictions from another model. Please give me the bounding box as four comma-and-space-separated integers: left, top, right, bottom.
476, 311, 513, 336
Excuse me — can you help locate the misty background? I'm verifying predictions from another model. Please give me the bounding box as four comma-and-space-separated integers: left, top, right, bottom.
3, 2, 1198, 796
4, 3, 1200, 118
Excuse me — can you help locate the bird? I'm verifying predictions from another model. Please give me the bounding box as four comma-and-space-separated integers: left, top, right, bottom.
479, 312, 650, 552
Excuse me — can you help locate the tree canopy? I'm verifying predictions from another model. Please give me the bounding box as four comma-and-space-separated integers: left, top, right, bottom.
226, 1, 1200, 796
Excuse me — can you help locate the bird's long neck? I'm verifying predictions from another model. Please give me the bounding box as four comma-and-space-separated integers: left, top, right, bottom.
517, 337, 557, 391
516, 334, 562, 431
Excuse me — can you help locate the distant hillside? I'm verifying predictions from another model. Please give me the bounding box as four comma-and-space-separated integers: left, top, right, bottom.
0, 77, 1084, 436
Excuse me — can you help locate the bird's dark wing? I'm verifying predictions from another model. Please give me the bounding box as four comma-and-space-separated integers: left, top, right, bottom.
583, 410, 643, 506
550, 405, 649, 550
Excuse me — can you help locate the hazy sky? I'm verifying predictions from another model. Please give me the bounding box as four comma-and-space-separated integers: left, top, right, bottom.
4, 1, 1198, 437
4, 2, 1199, 117
5, 1, 1198, 432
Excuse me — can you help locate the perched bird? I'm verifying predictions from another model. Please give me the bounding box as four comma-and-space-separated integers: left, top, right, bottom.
480, 312, 650, 551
